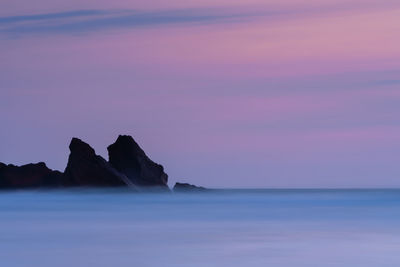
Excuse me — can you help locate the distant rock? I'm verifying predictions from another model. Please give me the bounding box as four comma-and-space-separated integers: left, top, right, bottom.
0, 162, 62, 189
173, 182, 206, 192
108, 135, 168, 188
63, 138, 131, 187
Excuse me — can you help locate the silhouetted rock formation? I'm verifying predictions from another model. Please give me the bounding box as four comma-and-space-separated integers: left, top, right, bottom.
0, 135, 172, 190
0, 162, 62, 189
107, 135, 168, 188
173, 182, 206, 192
63, 138, 130, 187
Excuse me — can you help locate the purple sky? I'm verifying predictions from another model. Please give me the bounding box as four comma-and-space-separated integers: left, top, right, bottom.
1, 0, 400, 188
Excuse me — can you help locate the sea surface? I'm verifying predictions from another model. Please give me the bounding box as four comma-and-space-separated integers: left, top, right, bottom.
1, 189, 400, 267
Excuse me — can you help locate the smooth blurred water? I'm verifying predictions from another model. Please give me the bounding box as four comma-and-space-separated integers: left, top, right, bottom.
1, 189, 400, 267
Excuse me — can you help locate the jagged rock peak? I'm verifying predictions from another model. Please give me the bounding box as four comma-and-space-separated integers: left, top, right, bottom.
69, 137, 95, 155
63, 137, 128, 187
107, 135, 168, 187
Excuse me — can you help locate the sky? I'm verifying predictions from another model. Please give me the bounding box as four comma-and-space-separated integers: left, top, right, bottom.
1, 0, 400, 188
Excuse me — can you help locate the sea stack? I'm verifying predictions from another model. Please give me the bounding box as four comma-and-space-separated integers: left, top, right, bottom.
63, 138, 129, 187
108, 135, 168, 188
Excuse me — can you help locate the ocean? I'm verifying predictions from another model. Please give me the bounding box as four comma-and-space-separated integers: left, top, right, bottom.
1, 189, 399, 266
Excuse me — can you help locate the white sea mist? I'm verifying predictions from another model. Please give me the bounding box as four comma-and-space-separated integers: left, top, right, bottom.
0, 189, 399, 266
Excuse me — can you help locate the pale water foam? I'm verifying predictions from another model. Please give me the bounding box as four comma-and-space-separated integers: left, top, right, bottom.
1, 189, 399, 266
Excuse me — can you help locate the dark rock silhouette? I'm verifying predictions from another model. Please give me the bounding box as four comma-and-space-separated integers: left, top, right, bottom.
0, 162, 62, 189
63, 138, 131, 187
0, 135, 172, 190
173, 182, 206, 192
108, 135, 168, 187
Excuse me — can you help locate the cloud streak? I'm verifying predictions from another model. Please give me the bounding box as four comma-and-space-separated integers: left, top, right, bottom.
1, 1, 399, 38
0, 10, 107, 24
0, 8, 254, 37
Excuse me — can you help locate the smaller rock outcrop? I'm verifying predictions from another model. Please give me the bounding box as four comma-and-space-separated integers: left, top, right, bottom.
0, 162, 62, 189
173, 182, 206, 192
107, 135, 168, 188
63, 138, 130, 187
